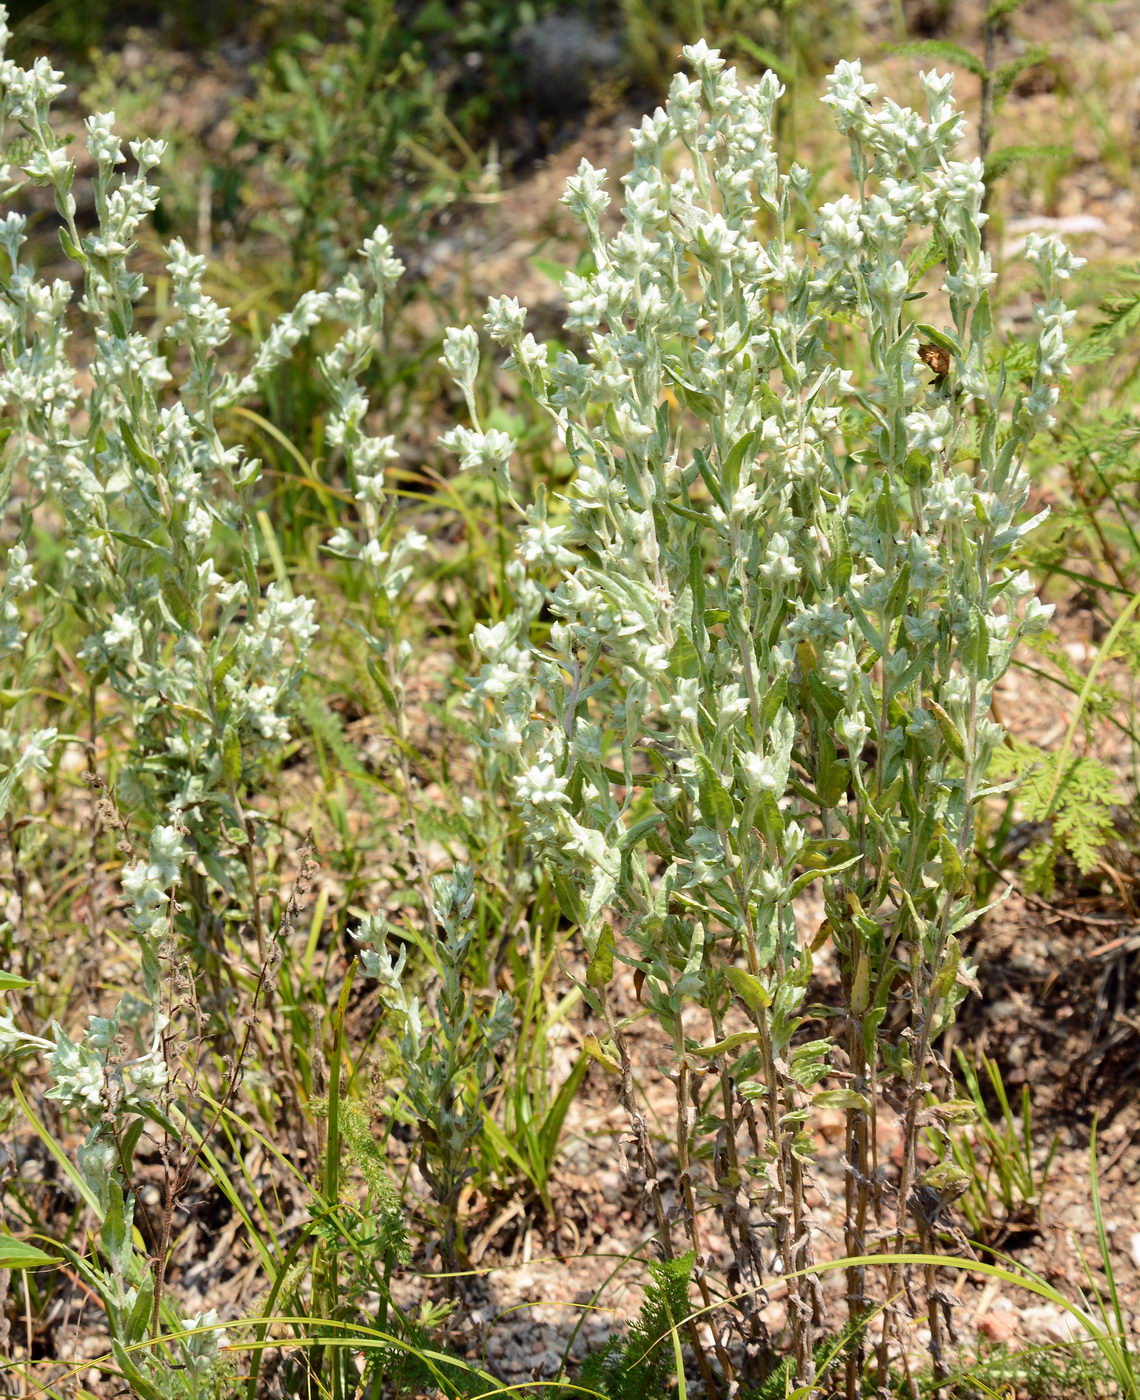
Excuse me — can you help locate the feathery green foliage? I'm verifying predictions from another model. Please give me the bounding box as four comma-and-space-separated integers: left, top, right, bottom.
571, 1252, 696, 1400
989, 739, 1119, 894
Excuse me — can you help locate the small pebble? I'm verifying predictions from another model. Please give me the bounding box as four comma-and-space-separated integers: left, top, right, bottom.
1022, 1304, 1086, 1344
977, 1312, 1019, 1343
596, 1169, 624, 1203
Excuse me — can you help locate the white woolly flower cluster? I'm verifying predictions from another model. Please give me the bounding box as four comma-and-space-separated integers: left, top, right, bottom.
178, 1309, 223, 1376
319, 225, 429, 604
0, 723, 57, 822
45, 1014, 169, 1118
0, 994, 172, 1126
1021, 230, 1084, 429
437, 321, 520, 494
121, 821, 184, 940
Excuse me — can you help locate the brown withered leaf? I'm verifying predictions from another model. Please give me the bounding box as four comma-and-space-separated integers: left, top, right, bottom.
919, 342, 951, 378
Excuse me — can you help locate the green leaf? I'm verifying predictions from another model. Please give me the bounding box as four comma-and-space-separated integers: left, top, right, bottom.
587, 924, 615, 989
814, 733, 848, 806
984, 142, 1068, 184
930, 934, 962, 1000
720, 427, 761, 495
120, 422, 162, 476
665, 500, 712, 527
913, 323, 961, 358
0, 1235, 54, 1269
58, 225, 84, 262
552, 872, 585, 926
938, 832, 965, 895
969, 605, 990, 676
620, 814, 664, 850
730, 34, 795, 82
994, 48, 1050, 108
538, 1051, 589, 1159
758, 673, 788, 733
601, 766, 655, 788
884, 560, 911, 623
786, 851, 860, 899
813, 1088, 872, 1112
160, 576, 195, 631
668, 629, 700, 680
890, 39, 987, 78
848, 594, 884, 656
664, 365, 718, 420
212, 647, 239, 689
851, 950, 870, 1016
169, 700, 211, 725
582, 1033, 621, 1075
366, 657, 399, 718
102, 1179, 132, 1279
690, 1029, 758, 1058
929, 1098, 978, 1126
687, 543, 706, 651
221, 723, 243, 788
806, 671, 843, 723
480, 1112, 530, 1177
828, 514, 852, 591
889, 647, 929, 697
125, 1271, 156, 1343
753, 789, 785, 848
528, 255, 570, 287
929, 701, 966, 760
725, 964, 772, 1012
693, 447, 728, 514
917, 1161, 972, 1196
0, 970, 33, 991
696, 755, 734, 830
107, 529, 166, 555
972, 292, 993, 342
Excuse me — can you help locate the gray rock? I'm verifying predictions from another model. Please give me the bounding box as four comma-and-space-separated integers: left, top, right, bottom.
515, 15, 623, 115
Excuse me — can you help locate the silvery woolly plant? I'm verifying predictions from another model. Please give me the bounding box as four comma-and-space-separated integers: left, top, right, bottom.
0, 14, 417, 1394
0, 0, 417, 1067
445, 42, 1077, 1395
0, 7, 333, 1000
